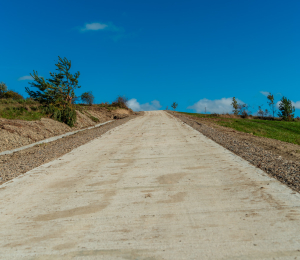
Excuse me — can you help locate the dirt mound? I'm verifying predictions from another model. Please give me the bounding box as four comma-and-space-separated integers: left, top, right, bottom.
0, 118, 73, 152
112, 109, 131, 119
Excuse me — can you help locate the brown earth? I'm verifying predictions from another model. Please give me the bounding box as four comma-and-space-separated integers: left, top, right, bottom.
0, 107, 133, 152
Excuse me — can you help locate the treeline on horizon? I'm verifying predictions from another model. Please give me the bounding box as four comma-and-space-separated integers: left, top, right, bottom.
230, 95, 297, 121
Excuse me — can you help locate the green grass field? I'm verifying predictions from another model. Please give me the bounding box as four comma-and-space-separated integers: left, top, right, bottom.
178, 112, 220, 119
179, 112, 300, 145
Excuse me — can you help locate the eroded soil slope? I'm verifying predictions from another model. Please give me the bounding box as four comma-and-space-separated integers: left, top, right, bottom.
0, 107, 132, 152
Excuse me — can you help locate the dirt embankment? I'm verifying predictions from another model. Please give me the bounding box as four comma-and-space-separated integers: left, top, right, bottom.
0, 107, 133, 152
0, 113, 142, 185
169, 111, 300, 193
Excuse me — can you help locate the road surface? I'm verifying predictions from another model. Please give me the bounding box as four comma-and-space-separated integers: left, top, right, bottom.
1, 111, 300, 259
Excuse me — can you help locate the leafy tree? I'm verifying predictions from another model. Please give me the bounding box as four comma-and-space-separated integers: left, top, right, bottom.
267, 93, 275, 118
26, 56, 80, 105
81, 91, 94, 105
25, 57, 81, 127
171, 102, 178, 111
0, 82, 8, 98
277, 96, 295, 121
112, 96, 128, 109
231, 97, 239, 115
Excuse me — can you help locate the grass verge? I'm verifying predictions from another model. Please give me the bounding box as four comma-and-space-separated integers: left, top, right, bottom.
179, 112, 300, 145
0, 106, 46, 121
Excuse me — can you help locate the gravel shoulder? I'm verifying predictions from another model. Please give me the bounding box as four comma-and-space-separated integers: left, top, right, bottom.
169, 111, 300, 193
0, 113, 142, 185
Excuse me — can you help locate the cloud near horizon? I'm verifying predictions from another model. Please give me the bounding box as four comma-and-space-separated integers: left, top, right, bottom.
260, 91, 269, 97
18, 75, 33, 81
127, 99, 162, 111
80, 22, 121, 32
188, 97, 244, 114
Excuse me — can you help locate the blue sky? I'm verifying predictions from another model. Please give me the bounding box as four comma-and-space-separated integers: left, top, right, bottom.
1, 0, 300, 114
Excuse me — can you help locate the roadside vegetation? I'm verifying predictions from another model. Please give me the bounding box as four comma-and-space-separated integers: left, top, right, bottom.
0, 57, 130, 126
177, 93, 300, 145
0, 98, 45, 121
180, 112, 300, 145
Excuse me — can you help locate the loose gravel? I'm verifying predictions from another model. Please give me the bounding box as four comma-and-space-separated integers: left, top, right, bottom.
0, 114, 141, 185
170, 111, 300, 193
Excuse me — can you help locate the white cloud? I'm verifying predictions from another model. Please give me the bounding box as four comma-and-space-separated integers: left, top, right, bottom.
260, 91, 270, 97
81, 23, 108, 31
18, 75, 33, 81
80, 22, 122, 32
293, 101, 300, 109
127, 99, 162, 111
187, 97, 244, 114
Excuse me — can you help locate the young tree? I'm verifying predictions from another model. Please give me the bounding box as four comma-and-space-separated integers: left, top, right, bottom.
277, 96, 295, 120
26, 56, 81, 106
0, 82, 7, 98
231, 97, 239, 115
171, 102, 178, 111
264, 109, 270, 117
257, 105, 264, 118
267, 93, 275, 118
81, 91, 94, 105
25, 57, 80, 127
237, 103, 249, 118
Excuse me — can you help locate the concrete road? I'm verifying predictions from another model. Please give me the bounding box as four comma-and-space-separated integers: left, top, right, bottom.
1, 111, 300, 260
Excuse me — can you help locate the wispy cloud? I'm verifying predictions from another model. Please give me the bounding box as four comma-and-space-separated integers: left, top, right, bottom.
80, 22, 122, 32
127, 99, 162, 111
188, 97, 244, 114
260, 91, 269, 97
18, 75, 33, 81
81, 23, 108, 31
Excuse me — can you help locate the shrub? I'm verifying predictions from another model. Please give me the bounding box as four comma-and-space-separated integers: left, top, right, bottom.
4, 90, 24, 100
89, 115, 99, 123
81, 91, 94, 105
43, 105, 77, 127
0, 82, 8, 98
112, 96, 128, 109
